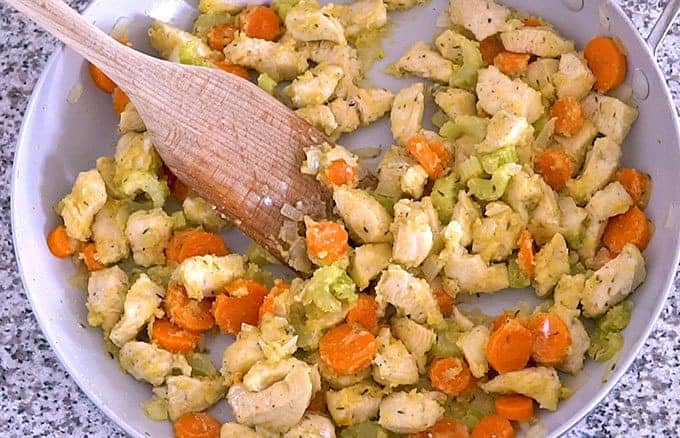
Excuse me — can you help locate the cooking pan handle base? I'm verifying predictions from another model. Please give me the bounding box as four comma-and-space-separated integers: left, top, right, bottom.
647, 0, 680, 54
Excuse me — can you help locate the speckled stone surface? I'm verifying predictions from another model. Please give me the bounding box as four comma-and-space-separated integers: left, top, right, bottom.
0, 1, 678, 437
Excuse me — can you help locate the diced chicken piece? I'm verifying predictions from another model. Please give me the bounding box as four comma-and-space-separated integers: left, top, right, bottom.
533, 233, 570, 297
86, 266, 128, 333
391, 317, 435, 372
326, 381, 383, 426
553, 274, 585, 311
148, 20, 217, 63
126, 208, 172, 267
400, 165, 429, 199
296, 105, 338, 136
59, 170, 107, 241
319, 360, 371, 389
449, 0, 510, 41
456, 325, 490, 378
353, 88, 394, 125
554, 119, 599, 172
566, 137, 622, 205
477, 110, 533, 155
333, 187, 393, 243
243, 358, 305, 392
390, 42, 453, 84
283, 413, 336, 438
285, 3, 346, 44
476, 67, 544, 123
163, 375, 226, 421
372, 328, 419, 387
581, 92, 639, 144
553, 52, 596, 100
525, 58, 559, 100
109, 274, 163, 347
383, 0, 426, 11
581, 244, 646, 318
528, 179, 561, 244
451, 191, 482, 247
92, 200, 130, 264
375, 146, 415, 199
501, 28, 575, 58
471, 202, 524, 262
224, 33, 308, 81
350, 243, 392, 290
177, 254, 246, 300
378, 391, 445, 434
303, 41, 361, 99
444, 251, 509, 294
221, 325, 264, 380
220, 424, 259, 438
285, 64, 345, 108
199, 0, 243, 14
119, 341, 190, 386
329, 99, 361, 135
118, 103, 146, 133
391, 83, 425, 145
330, 0, 387, 38
479, 367, 561, 410
391, 198, 437, 268
375, 264, 444, 327
503, 171, 542, 223
433, 87, 477, 119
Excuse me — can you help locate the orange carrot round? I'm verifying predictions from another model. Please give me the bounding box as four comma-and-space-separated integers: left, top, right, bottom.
242, 6, 282, 41
410, 419, 470, 438
494, 52, 531, 77
324, 159, 357, 188
584, 36, 627, 93
173, 412, 221, 438
617, 168, 651, 209
178, 230, 229, 262
479, 35, 505, 66
434, 288, 454, 317
213, 279, 268, 335
215, 62, 250, 79
258, 280, 289, 322
151, 318, 202, 353
319, 323, 377, 375
550, 97, 585, 137
534, 148, 574, 191
486, 318, 533, 373
306, 221, 350, 264
346, 294, 379, 333
517, 230, 535, 278
407, 134, 448, 179
112, 87, 130, 114
528, 312, 571, 365
495, 394, 535, 422
602, 206, 652, 254
47, 225, 78, 258
429, 357, 473, 396
523, 17, 544, 27
165, 284, 216, 332
471, 414, 515, 438
88, 63, 117, 93
81, 242, 105, 271
207, 24, 238, 51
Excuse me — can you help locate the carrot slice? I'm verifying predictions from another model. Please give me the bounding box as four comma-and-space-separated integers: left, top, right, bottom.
213, 279, 268, 335
173, 412, 221, 438
495, 394, 535, 422
215, 62, 250, 79
617, 168, 651, 209
165, 284, 216, 332
324, 159, 357, 188
112, 87, 130, 114
242, 6, 282, 41
166, 228, 198, 264
166, 229, 228, 264
494, 52, 531, 77
434, 288, 454, 317
207, 24, 238, 51
346, 294, 379, 333
319, 323, 377, 375
47, 225, 78, 258
151, 318, 201, 353
406, 134, 448, 179
306, 221, 350, 264
258, 280, 289, 322
81, 242, 105, 271
88, 63, 117, 93
429, 357, 473, 396
534, 148, 574, 191
523, 17, 543, 27
550, 97, 585, 137
471, 414, 515, 438
528, 312, 571, 365
479, 35, 505, 66
517, 230, 535, 278
486, 318, 533, 373
602, 206, 652, 254
584, 36, 627, 93
410, 419, 470, 438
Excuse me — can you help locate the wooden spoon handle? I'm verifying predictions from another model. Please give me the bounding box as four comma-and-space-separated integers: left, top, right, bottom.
5, 0, 140, 86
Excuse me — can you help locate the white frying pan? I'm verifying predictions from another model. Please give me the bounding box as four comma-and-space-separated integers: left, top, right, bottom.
10, 0, 680, 436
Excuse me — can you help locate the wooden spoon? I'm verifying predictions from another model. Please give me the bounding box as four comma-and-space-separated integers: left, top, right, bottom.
8, 0, 333, 265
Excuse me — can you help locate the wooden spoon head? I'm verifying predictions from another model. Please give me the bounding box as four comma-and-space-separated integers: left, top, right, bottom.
129, 61, 333, 266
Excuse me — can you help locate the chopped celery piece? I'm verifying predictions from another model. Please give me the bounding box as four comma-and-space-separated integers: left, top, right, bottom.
193, 12, 233, 38
170, 211, 187, 231
340, 422, 392, 438
179, 42, 213, 67
431, 320, 464, 358
272, 0, 300, 20
431, 110, 450, 129
439, 115, 488, 143
145, 265, 174, 288
246, 242, 277, 265
302, 265, 357, 313
257, 73, 277, 95
120, 171, 170, 208
458, 156, 484, 183
532, 114, 550, 135
467, 163, 521, 201
508, 256, 530, 288
479, 146, 518, 174
597, 300, 633, 333
142, 395, 168, 421
448, 33, 484, 91
371, 192, 396, 214
243, 263, 275, 289
588, 330, 624, 362
186, 353, 219, 377
431, 173, 461, 223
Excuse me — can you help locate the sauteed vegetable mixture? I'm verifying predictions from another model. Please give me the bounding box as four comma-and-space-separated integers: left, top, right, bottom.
47, 0, 652, 436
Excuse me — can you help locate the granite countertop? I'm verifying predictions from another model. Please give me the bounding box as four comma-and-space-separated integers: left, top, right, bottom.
1, 1, 679, 436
